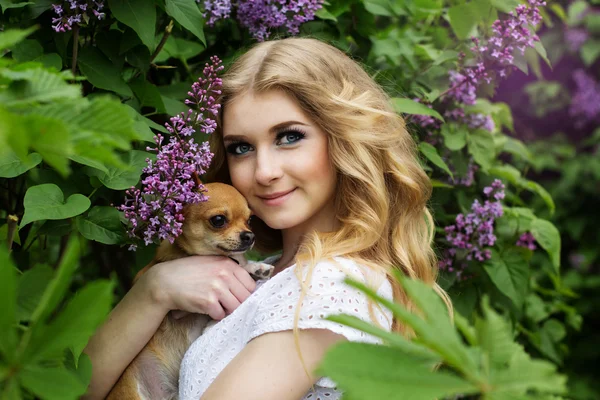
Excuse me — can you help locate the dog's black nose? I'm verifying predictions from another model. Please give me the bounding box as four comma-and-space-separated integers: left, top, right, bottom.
240, 231, 255, 245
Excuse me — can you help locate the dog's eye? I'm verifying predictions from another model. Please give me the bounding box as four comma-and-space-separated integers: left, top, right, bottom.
209, 215, 227, 228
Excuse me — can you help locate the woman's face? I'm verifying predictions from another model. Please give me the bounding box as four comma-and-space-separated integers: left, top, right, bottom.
222, 89, 337, 233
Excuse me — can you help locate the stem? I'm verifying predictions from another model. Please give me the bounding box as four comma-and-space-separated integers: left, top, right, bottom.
71, 24, 80, 76
131, 20, 174, 81
6, 215, 18, 251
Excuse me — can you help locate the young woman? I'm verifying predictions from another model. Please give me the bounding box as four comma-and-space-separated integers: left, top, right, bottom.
83, 37, 451, 400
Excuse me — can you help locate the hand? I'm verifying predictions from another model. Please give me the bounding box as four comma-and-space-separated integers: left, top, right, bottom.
139, 255, 257, 321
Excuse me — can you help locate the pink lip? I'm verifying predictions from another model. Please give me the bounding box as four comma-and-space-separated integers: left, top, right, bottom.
257, 188, 296, 206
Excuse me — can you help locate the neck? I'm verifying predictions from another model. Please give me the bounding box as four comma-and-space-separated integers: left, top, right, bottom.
272, 209, 340, 275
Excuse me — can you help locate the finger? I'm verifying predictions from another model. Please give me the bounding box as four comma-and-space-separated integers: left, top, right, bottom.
204, 296, 227, 320
216, 289, 243, 316
232, 264, 257, 293
226, 275, 255, 304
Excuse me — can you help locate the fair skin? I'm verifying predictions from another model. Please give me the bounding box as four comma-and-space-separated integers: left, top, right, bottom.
83, 89, 345, 399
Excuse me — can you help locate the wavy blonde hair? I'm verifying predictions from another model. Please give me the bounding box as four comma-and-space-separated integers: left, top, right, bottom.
206, 37, 452, 384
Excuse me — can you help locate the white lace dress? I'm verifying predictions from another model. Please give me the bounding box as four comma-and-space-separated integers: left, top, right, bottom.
178, 256, 394, 400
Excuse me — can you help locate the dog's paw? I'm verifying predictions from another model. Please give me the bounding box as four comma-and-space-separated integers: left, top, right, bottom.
247, 262, 274, 280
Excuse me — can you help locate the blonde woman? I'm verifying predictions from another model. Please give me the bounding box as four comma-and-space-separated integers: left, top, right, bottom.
84, 37, 450, 400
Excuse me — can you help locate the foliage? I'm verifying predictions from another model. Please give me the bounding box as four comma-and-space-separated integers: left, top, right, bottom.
0, 0, 594, 398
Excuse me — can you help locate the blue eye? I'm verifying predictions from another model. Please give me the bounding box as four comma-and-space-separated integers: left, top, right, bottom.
226, 142, 253, 155
276, 130, 306, 145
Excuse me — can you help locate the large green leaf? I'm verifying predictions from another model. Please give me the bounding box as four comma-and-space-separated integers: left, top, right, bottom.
0, 67, 80, 106
87, 150, 149, 190
448, 3, 478, 40
530, 218, 561, 273
30, 280, 114, 363
468, 129, 495, 170
19, 365, 88, 400
418, 142, 453, 179
78, 47, 133, 97
129, 78, 167, 113
76, 206, 125, 244
0, 247, 18, 361
16, 264, 54, 322
318, 342, 478, 400
0, 26, 37, 51
441, 123, 467, 151
25, 114, 72, 176
391, 98, 444, 121
108, 0, 156, 52
0, 151, 41, 178
20, 184, 90, 227
483, 248, 529, 310
165, 0, 206, 46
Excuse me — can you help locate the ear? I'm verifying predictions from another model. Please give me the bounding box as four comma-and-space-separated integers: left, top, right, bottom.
192, 171, 203, 188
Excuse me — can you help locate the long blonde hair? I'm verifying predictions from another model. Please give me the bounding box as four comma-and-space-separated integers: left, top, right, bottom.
206, 36, 452, 383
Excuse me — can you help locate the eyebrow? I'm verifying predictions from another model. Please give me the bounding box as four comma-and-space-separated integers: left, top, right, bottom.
223, 120, 308, 143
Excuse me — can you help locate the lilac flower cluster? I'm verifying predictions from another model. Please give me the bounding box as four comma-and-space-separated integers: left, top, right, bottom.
199, 0, 324, 41
439, 179, 506, 277
51, 0, 105, 32
568, 69, 600, 128
118, 57, 224, 250
516, 232, 537, 250
445, 0, 546, 106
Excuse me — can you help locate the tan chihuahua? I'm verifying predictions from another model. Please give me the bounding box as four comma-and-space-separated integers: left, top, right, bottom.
107, 182, 274, 400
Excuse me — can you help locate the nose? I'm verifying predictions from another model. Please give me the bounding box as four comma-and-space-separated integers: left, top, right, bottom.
240, 231, 255, 245
254, 149, 282, 185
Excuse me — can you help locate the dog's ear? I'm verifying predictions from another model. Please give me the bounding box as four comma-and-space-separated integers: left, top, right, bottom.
192, 171, 203, 187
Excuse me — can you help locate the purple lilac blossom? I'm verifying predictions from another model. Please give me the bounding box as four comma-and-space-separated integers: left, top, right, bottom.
51, 0, 105, 32
569, 69, 600, 128
118, 57, 224, 250
446, 0, 546, 106
564, 27, 589, 52
200, 0, 233, 26
236, 0, 325, 41
516, 232, 537, 250
439, 179, 506, 278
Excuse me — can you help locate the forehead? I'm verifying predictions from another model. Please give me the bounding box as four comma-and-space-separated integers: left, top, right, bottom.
222, 90, 310, 136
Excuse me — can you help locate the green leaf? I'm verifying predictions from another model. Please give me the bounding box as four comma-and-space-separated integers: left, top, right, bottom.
78, 47, 133, 97
30, 280, 114, 363
10, 39, 43, 62
0, 0, 34, 10
315, 7, 337, 22
28, 236, 82, 326
519, 180, 555, 215
129, 77, 167, 113
448, 3, 478, 40
25, 114, 72, 176
391, 98, 444, 121
0, 247, 18, 361
441, 123, 467, 151
580, 39, 600, 67
165, 0, 207, 46
530, 218, 561, 272
155, 36, 205, 63
483, 248, 529, 310
0, 151, 42, 178
419, 142, 453, 179
20, 184, 91, 227
76, 206, 125, 244
490, 0, 520, 13
17, 264, 54, 322
0, 67, 81, 106
91, 150, 149, 190
362, 0, 397, 17
502, 137, 532, 163
19, 366, 88, 400
107, 0, 156, 52
0, 26, 37, 51
467, 129, 495, 170
318, 342, 478, 400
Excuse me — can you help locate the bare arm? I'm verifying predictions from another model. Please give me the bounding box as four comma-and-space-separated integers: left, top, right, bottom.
82, 256, 257, 400
200, 329, 347, 400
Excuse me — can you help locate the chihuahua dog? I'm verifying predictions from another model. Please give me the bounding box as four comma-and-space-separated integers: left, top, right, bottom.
107, 182, 274, 400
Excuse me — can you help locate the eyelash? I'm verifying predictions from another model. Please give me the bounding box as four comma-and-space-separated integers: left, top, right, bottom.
225, 128, 307, 155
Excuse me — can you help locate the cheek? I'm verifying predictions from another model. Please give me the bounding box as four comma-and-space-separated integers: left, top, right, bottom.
227, 159, 251, 195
